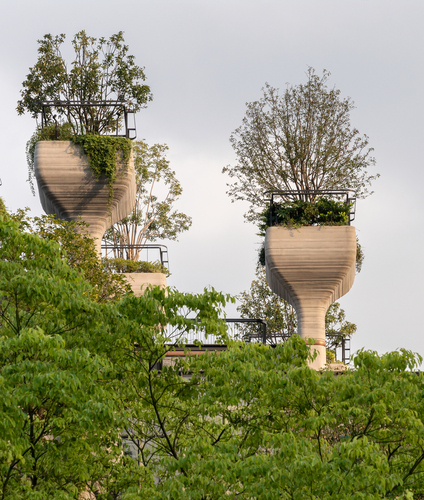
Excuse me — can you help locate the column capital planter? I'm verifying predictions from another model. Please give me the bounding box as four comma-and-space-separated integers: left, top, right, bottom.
122, 272, 167, 297
34, 140, 136, 252
265, 225, 356, 370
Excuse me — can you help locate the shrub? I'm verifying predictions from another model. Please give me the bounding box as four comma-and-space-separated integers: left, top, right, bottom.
102, 257, 169, 275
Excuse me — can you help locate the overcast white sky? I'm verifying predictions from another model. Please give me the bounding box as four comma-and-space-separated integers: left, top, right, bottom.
1, 0, 423, 360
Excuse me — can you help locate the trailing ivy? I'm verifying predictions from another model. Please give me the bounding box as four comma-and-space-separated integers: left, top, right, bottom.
26, 123, 75, 193
26, 126, 132, 204
73, 134, 132, 204
102, 257, 169, 275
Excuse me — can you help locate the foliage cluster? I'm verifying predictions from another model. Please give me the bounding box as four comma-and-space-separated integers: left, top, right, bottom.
10, 209, 130, 302
0, 215, 127, 499
73, 134, 132, 202
223, 68, 378, 224
102, 257, 168, 275
19, 31, 148, 202
2, 209, 424, 498
143, 341, 424, 499
0, 212, 231, 499
259, 197, 353, 235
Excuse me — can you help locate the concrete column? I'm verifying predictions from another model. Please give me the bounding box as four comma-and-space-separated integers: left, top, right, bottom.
265, 226, 356, 370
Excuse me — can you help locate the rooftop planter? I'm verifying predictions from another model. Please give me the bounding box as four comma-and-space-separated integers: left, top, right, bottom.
22, 97, 143, 254
102, 252, 169, 297
262, 191, 358, 370
34, 137, 136, 254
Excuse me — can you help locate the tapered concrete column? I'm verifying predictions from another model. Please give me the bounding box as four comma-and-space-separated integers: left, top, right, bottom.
122, 272, 167, 296
34, 141, 136, 253
265, 226, 356, 370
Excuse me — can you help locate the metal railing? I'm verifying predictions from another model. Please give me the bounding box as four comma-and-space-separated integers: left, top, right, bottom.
38, 100, 137, 139
163, 323, 351, 365
101, 243, 169, 272
264, 189, 357, 226
163, 319, 267, 346
226, 319, 267, 344
327, 333, 351, 364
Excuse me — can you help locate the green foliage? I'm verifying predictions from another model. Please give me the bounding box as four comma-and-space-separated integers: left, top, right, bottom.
0, 198, 7, 217
259, 197, 353, 235
356, 235, 364, 273
102, 257, 169, 275
17, 31, 152, 134
118, 337, 424, 499
105, 140, 192, 260
73, 134, 132, 203
10, 210, 130, 302
0, 216, 126, 498
223, 68, 378, 224
4, 208, 424, 498
0, 213, 234, 498
20, 31, 142, 198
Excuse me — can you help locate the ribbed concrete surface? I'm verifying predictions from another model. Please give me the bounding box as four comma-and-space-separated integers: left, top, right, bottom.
265, 226, 356, 369
122, 272, 167, 296
34, 141, 136, 253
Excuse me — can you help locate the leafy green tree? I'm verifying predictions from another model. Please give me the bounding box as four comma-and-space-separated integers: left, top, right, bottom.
107, 285, 232, 473
104, 141, 192, 261
11, 209, 130, 302
0, 216, 129, 499
5, 204, 424, 499
17, 31, 152, 135
0, 209, 233, 498
237, 266, 356, 354
223, 68, 379, 223
121, 337, 424, 499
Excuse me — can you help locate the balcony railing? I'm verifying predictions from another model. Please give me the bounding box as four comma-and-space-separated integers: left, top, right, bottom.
101, 243, 169, 273
38, 100, 137, 139
264, 189, 357, 226
164, 320, 351, 365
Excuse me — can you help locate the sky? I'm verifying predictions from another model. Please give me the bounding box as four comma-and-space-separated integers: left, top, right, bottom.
1, 0, 423, 360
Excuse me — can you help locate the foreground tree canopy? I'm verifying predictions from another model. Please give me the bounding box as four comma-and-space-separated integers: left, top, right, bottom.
0, 212, 230, 499
142, 342, 424, 499
223, 68, 379, 223
2, 209, 424, 499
